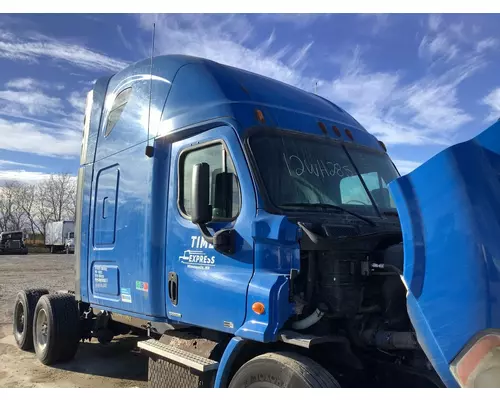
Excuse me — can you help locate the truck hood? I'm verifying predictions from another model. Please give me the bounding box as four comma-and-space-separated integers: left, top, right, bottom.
388, 121, 500, 387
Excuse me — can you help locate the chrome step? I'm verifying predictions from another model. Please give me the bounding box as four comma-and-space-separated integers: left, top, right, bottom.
138, 339, 219, 372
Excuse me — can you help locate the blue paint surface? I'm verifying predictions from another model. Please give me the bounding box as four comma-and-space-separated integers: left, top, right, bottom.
389, 121, 500, 387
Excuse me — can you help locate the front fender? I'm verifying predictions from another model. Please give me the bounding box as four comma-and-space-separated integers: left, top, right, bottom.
389, 121, 500, 387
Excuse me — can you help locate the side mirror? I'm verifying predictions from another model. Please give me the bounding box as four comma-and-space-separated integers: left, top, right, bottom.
191, 162, 212, 225
191, 163, 236, 255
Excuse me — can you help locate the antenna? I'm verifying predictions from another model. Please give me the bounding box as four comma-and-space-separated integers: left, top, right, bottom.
145, 22, 156, 158
315, 81, 318, 94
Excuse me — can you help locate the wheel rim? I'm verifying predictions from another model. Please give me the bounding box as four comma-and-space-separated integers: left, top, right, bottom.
36, 308, 49, 350
15, 302, 25, 335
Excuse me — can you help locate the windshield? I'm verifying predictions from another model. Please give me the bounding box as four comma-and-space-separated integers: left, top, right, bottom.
248, 132, 400, 217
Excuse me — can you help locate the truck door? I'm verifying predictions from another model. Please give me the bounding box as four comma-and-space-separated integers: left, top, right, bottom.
388, 121, 500, 388
165, 125, 255, 333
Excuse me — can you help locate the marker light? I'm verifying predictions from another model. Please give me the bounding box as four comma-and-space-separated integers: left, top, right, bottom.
252, 302, 265, 315
332, 125, 341, 137
345, 128, 354, 140
450, 332, 500, 388
318, 121, 327, 134
255, 109, 265, 124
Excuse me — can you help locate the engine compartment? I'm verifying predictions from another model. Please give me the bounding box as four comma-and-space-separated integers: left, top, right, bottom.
287, 219, 442, 387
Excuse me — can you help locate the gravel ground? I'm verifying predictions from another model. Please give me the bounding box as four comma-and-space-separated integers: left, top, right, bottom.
0, 254, 148, 388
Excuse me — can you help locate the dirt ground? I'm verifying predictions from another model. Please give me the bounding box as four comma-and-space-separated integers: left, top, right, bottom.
0, 254, 148, 388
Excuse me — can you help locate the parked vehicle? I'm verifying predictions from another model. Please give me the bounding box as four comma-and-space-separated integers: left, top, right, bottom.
11, 54, 499, 388
0, 231, 28, 255
45, 221, 75, 254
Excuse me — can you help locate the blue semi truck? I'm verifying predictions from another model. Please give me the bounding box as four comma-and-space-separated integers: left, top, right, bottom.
12, 54, 500, 388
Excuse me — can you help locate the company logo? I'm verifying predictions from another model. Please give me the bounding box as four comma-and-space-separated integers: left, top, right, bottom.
178, 236, 217, 270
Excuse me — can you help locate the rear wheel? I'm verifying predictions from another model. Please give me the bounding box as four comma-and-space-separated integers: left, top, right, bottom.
12, 289, 49, 350
33, 293, 81, 365
229, 352, 340, 388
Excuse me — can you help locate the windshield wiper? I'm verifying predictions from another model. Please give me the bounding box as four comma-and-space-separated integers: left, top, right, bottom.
382, 210, 399, 217
280, 202, 376, 227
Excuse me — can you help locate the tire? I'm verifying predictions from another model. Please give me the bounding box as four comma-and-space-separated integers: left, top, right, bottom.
33, 293, 81, 365
12, 289, 49, 350
229, 352, 340, 388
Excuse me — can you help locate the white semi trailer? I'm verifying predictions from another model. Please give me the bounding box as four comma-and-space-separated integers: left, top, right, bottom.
45, 221, 75, 254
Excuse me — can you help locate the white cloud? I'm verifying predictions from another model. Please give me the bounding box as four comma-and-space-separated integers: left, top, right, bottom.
358, 14, 390, 34
393, 159, 422, 175
482, 88, 500, 122
117, 25, 133, 52
428, 14, 442, 31
476, 38, 498, 53
0, 28, 130, 72
67, 91, 86, 112
138, 14, 312, 89
0, 169, 55, 184
0, 159, 45, 169
0, 118, 81, 158
256, 14, 331, 28
0, 89, 64, 116
418, 33, 459, 63
6, 77, 39, 90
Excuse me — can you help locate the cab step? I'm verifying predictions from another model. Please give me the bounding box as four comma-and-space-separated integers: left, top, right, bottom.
138, 338, 219, 372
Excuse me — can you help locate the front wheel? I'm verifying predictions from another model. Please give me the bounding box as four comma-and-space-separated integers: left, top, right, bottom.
228, 352, 340, 388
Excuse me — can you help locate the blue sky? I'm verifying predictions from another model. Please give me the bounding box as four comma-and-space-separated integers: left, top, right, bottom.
0, 13, 499, 183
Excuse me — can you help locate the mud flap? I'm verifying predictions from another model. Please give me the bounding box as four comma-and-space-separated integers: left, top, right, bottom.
388, 121, 500, 388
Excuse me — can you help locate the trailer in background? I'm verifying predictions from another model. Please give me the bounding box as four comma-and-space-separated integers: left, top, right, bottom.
45, 221, 75, 254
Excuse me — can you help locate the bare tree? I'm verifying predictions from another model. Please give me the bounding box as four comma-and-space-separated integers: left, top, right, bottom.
39, 174, 75, 222
0, 181, 26, 232
17, 184, 43, 239
0, 173, 77, 239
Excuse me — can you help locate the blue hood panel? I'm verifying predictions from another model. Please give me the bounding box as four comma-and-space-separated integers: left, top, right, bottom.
388, 121, 500, 387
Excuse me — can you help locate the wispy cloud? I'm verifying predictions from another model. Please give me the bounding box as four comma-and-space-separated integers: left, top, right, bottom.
0, 89, 64, 116
0, 28, 130, 72
67, 91, 86, 112
0, 118, 81, 158
138, 14, 313, 88
476, 37, 498, 53
358, 14, 391, 34
393, 159, 422, 175
0, 169, 55, 184
255, 14, 332, 29
5, 77, 64, 91
418, 33, 459, 63
117, 25, 133, 52
0, 159, 46, 169
482, 88, 500, 122
428, 14, 442, 32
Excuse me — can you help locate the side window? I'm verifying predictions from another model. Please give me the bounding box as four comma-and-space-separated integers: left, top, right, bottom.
104, 87, 132, 137
179, 142, 241, 220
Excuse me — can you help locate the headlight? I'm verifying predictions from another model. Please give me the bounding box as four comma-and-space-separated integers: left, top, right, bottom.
450, 331, 500, 388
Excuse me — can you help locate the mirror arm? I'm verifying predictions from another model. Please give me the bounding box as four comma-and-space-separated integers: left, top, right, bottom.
197, 223, 214, 245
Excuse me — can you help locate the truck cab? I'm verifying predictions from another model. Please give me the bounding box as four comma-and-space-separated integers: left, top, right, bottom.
0, 231, 28, 255
12, 54, 499, 388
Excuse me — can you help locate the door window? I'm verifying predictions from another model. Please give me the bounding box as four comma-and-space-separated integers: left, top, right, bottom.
179, 142, 241, 220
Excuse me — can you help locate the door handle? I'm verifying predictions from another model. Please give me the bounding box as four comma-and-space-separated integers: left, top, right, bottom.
102, 197, 108, 219
168, 272, 178, 305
